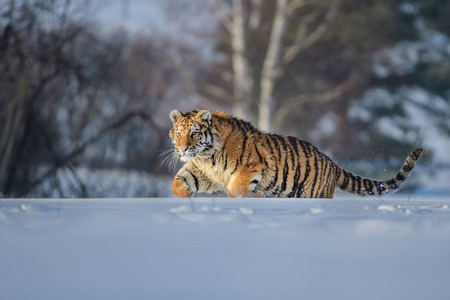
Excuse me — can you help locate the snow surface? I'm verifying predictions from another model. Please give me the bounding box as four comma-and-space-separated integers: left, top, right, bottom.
1, 196, 450, 300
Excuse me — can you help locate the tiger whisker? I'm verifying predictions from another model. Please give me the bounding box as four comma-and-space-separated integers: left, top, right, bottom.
170, 155, 180, 172
158, 148, 175, 158
159, 149, 181, 171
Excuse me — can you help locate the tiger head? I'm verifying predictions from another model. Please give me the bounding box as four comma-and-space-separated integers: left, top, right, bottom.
169, 109, 219, 162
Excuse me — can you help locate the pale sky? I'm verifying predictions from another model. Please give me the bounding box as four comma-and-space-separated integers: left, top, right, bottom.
93, 0, 167, 34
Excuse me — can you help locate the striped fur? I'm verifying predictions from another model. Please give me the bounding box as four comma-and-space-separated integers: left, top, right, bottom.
169, 109, 423, 198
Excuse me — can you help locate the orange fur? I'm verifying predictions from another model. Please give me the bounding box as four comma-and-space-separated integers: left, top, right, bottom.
168, 109, 423, 198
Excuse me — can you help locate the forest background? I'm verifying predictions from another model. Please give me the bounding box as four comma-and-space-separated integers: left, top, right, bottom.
1, 0, 449, 198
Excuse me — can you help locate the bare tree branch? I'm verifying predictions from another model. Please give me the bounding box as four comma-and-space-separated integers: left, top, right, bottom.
285, 0, 308, 17
249, 0, 262, 30
272, 71, 359, 130
207, 0, 233, 33
204, 83, 233, 100
282, 0, 340, 65
29, 111, 155, 190
282, 11, 320, 64
0, 76, 27, 183
169, 41, 222, 110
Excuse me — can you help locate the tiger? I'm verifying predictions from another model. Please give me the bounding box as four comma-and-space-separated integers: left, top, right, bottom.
167, 109, 423, 198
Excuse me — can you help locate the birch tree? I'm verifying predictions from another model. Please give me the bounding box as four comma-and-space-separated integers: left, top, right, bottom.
208, 0, 253, 119
207, 0, 340, 131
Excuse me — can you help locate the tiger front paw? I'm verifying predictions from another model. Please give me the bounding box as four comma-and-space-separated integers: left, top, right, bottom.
171, 176, 193, 198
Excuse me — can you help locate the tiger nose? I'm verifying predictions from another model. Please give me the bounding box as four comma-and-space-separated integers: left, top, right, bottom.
179, 146, 189, 153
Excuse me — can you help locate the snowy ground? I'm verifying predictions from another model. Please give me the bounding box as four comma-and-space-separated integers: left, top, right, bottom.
1, 195, 450, 300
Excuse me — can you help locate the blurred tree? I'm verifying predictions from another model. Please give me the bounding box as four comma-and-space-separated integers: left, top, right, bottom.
0, 0, 124, 196
418, 0, 450, 36
171, 0, 450, 170
0, 1, 183, 197
206, 0, 340, 131
285, 0, 420, 160
2, 0, 449, 197
194, 0, 423, 160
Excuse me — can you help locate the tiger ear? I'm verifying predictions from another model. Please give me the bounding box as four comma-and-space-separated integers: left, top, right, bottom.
196, 110, 212, 125
170, 110, 182, 123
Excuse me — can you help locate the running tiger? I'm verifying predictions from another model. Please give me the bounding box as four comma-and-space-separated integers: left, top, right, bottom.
167, 109, 423, 198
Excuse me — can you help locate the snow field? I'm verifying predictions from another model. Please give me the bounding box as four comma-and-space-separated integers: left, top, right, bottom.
1, 196, 450, 300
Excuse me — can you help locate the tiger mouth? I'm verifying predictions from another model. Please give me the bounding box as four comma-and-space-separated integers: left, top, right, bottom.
176, 143, 213, 162
178, 150, 196, 161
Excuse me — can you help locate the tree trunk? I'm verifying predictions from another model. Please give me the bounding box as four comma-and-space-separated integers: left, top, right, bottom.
258, 0, 287, 132
0, 77, 27, 189
231, 0, 252, 120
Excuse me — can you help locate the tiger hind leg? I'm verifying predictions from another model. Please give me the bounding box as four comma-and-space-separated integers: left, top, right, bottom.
227, 167, 263, 198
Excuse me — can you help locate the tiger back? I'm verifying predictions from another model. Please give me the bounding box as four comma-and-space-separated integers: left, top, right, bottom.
168, 109, 423, 198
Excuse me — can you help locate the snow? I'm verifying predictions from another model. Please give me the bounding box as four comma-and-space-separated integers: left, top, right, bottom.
1, 196, 450, 300
36, 167, 172, 198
